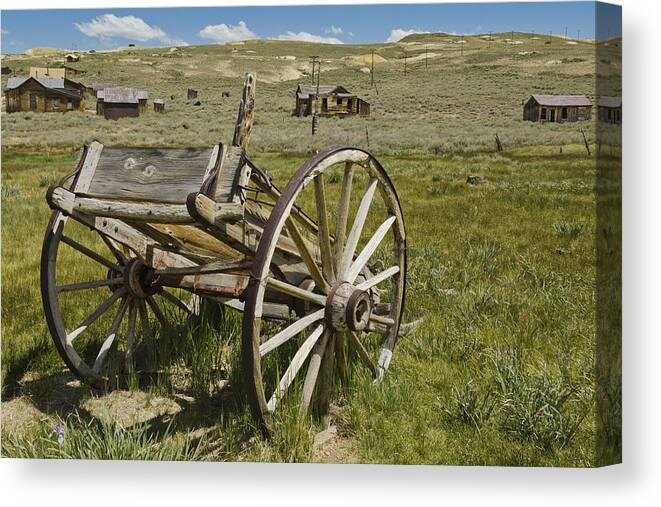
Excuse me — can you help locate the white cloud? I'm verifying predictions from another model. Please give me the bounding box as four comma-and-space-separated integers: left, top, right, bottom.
75, 14, 179, 44
277, 31, 343, 44
198, 21, 256, 44
325, 25, 343, 35
386, 28, 429, 43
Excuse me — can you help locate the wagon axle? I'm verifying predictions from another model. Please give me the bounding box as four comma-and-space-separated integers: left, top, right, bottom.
325, 281, 372, 333
124, 258, 159, 299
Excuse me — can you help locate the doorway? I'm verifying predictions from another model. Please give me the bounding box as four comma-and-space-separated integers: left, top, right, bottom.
29, 93, 38, 111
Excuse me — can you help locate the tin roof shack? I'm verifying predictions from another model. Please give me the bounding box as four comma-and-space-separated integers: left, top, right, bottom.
154, 99, 165, 113
4, 76, 84, 113
523, 95, 592, 123
597, 96, 622, 125
137, 90, 148, 113
294, 85, 370, 117
97, 87, 140, 120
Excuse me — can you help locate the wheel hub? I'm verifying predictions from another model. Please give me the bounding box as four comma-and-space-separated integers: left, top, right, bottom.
325, 281, 372, 332
124, 258, 158, 299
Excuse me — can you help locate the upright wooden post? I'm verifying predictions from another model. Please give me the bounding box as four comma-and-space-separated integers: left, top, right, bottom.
371, 49, 375, 87
580, 129, 591, 156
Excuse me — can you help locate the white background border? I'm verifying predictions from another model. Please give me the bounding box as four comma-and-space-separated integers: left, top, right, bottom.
2, 0, 659, 505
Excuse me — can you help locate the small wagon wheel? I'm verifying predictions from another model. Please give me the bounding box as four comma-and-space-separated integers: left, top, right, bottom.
242, 147, 406, 433
41, 210, 200, 387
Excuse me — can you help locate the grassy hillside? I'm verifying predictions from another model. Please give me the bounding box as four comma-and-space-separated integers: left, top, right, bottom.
2, 33, 621, 152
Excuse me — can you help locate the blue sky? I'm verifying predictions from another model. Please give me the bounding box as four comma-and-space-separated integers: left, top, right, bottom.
1, 2, 621, 53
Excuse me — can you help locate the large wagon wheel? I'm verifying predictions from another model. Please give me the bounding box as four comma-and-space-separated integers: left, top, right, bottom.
242, 147, 406, 433
41, 210, 200, 387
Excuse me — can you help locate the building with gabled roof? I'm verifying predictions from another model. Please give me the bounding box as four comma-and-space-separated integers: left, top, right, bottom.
294, 84, 370, 117
597, 96, 621, 125
4, 76, 84, 113
96, 86, 148, 119
523, 94, 592, 123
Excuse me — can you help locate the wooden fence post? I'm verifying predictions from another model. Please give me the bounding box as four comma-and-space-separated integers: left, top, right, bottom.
495, 133, 503, 152
580, 129, 591, 156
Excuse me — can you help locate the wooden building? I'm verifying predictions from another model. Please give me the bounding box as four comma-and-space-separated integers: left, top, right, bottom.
154, 99, 165, 113
294, 84, 370, 117
65, 53, 80, 63
96, 87, 139, 120
137, 90, 149, 113
597, 96, 622, 125
523, 95, 592, 123
187, 88, 198, 100
4, 76, 84, 113
1, 67, 12, 75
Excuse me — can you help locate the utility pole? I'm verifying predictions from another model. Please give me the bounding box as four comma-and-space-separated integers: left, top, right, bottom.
425, 44, 428, 69
370, 49, 375, 87
309, 55, 319, 84
311, 56, 321, 135
489, 31, 492, 48
461, 34, 464, 57
564, 26, 568, 39
577, 29, 581, 41
403, 50, 407, 74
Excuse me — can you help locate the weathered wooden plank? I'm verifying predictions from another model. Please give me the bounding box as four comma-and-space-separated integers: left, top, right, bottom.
52, 187, 195, 223
341, 178, 378, 276
232, 73, 256, 150
73, 141, 104, 194
346, 215, 396, 284
86, 147, 216, 204
212, 145, 244, 204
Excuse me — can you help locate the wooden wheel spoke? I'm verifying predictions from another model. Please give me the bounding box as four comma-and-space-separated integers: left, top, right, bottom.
348, 331, 378, 377
146, 295, 168, 329
346, 215, 396, 284
137, 300, 153, 340
60, 235, 121, 272
369, 313, 396, 327
356, 266, 400, 291
266, 324, 325, 413
66, 287, 127, 344
56, 278, 123, 293
92, 296, 130, 374
286, 217, 329, 293
99, 234, 129, 265
300, 328, 332, 414
266, 277, 326, 307
341, 178, 378, 277
260, 309, 325, 356
333, 162, 354, 274
158, 289, 192, 314
124, 302, 137, 367
313, 175, 335, 282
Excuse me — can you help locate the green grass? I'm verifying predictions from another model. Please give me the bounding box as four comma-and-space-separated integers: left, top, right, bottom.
1, 144, 605, 466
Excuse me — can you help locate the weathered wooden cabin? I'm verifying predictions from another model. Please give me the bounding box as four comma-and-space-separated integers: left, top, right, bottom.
137, 90, 149, 113
597, 96, 622, 125
4, 76, 84, 113
96, 87, 140, 120
294, 85, 370, 117
187, 88, 198, 100
154, 99, 165, 112
523, 95, 592, 123
1, 67, 12, 75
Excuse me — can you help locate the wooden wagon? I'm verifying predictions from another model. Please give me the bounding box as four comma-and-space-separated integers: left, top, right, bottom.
41, 74, 407, 433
